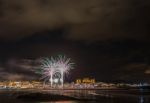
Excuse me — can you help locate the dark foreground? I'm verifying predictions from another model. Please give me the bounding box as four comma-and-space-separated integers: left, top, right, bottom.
0, 89, 150, 103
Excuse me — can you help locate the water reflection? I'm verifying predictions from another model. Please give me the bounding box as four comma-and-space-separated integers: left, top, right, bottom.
39, 101, 97, 103
19, 90, 150, 103
40, 101, 77, 103
139, 96, 144, 103
0, 89, 150, 103
64, 90, 96, 99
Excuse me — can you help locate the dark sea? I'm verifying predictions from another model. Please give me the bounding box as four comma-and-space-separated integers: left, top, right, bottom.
0, 89, 150, 103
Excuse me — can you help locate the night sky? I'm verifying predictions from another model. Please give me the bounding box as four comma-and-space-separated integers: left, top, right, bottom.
0, 0, 150, 82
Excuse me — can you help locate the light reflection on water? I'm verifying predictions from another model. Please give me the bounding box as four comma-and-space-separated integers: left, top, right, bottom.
61, 90, 96, 99
139, 96, 144, 103
0, 89, 150, 103
39, 101, 97, 103
38, 90, 150, 103
39, 101, 76, 103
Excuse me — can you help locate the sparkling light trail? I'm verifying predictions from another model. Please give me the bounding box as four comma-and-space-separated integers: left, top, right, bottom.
35, 55, 74, 88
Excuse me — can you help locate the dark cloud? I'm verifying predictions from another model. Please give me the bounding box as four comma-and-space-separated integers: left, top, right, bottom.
0, 72, 37, 80
0, 0, 150, 82
145, 69, 150, 74
0, 40, 150, 82
117, 63, 149, 81
67, 0, 150, 41
0, 0, 98, 40
0, 0, 149, 41
0, 58, 39, 80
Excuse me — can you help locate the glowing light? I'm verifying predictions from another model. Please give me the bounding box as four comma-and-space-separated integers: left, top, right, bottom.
54, 78, 59, 83
35, 55, 74, 88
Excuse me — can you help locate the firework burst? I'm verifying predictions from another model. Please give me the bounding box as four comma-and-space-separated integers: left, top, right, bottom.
36, 55, 74, 87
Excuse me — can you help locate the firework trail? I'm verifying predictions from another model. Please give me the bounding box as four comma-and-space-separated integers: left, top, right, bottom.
35, 55, 74, 87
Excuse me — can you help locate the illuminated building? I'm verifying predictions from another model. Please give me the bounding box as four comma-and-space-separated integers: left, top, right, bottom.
76, 78, 95, 84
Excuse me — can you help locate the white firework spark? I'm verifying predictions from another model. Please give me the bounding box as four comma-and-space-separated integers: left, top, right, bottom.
36, 55, 74, 87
